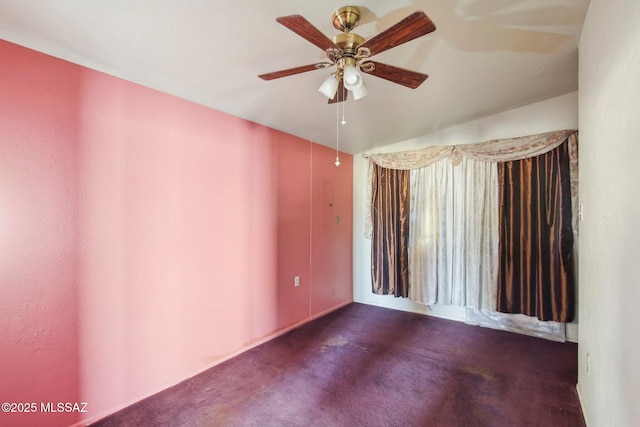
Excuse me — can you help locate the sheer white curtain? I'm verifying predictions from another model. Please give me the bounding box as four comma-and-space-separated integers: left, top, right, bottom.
408, 157, 498, 311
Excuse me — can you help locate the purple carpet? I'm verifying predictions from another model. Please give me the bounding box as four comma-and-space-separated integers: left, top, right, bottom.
92, 303, 585, 426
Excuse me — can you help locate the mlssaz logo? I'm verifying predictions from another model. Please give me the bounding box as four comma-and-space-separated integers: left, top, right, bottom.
40, 402, 88, 413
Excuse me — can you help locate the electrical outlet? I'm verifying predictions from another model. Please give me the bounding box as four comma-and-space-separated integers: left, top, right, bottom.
579, 203, 584, 221
294, 276, 300, 287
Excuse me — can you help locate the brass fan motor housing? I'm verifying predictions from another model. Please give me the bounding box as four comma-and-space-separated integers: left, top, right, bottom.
332, 32, 365, 55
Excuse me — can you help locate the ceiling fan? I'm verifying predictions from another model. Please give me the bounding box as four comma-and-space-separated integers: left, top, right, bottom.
258, 6, 436, 103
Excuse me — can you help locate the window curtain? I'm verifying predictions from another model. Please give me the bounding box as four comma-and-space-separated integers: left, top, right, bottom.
408, 157, 499, 311
365, 129, 578, 321
370, 164, 410, 297
497, 142, 575, 322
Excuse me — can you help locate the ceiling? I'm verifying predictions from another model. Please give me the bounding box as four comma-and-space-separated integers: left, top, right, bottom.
0, 0, 589, 154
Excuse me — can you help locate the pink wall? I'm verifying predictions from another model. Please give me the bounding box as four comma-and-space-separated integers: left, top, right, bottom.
0, 39, 352, 426
311, 146, 353, 316
0, 40, 81, 427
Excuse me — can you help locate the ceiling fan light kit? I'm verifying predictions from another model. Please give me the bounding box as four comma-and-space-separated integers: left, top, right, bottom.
351, 81, 369, 101
342, 64, 362, 88
258, 6, 436, 104
318, 73, 340, 98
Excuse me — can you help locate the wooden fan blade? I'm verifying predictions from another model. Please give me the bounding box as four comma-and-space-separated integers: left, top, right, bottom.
361, 61, 428, 89
328, 80, 348, 104
276, 15, 341, 52
259, 63, 332, 80
357, 11, 436, 57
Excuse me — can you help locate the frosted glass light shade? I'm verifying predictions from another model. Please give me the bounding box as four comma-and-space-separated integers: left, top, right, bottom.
351, 81, 369, 100
318, 75, 340, 99
343, 65, 363, 90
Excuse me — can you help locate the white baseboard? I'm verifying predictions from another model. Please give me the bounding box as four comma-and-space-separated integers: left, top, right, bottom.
576, 383, 590, 427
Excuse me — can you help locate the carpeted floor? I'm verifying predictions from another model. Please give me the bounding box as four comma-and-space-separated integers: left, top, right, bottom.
92, 303, 585, 427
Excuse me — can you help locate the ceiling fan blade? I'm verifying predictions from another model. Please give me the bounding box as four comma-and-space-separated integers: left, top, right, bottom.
361, 61, 428, 89
357, 11, 436, 57
276, 15, 341, 52
258, 62, 332, 80
328, 80, 348, 104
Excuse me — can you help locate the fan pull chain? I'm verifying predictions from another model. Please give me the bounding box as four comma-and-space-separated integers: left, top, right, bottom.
335, 96, 341, 167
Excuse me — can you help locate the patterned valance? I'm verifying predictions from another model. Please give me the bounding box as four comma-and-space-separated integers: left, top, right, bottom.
368, 129, 576, 168
365, 130, 579, 237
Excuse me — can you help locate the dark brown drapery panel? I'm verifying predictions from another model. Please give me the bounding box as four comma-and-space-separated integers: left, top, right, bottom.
497, 141, 575, 322
371, 164, 410, 297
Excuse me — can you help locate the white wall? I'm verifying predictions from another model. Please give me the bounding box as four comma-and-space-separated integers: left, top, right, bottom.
353, 92, 579, 341
578, 0, 640, 425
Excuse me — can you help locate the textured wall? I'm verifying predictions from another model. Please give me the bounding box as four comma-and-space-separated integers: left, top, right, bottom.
578, 0, 640, 425
311, 146, 353, 316
0, 39, 82, 427
0, 39, 353, 426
